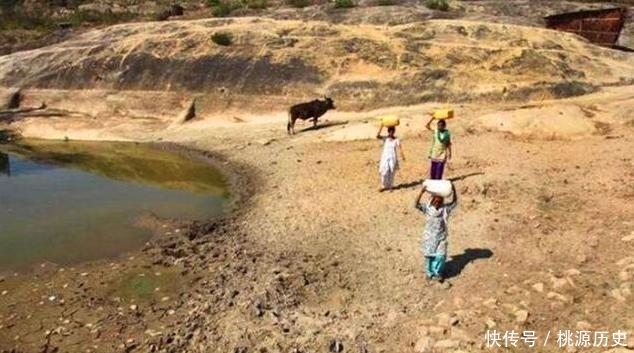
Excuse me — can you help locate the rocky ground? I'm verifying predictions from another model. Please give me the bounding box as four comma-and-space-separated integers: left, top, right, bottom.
3, 85, 634, 352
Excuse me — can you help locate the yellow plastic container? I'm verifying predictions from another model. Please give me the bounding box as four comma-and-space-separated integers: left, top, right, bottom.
433, 108, 454, 120
380, 115, 400, 127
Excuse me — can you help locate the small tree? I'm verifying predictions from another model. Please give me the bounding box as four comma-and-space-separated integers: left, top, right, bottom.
286, 0, 309, 8
211, 32, 233, 46
334, 0, 355, 8
425, 0, 449, 11
211, 1, 239, 16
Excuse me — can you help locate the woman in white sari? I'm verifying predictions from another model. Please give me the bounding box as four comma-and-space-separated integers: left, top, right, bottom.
376, 126, 405, 191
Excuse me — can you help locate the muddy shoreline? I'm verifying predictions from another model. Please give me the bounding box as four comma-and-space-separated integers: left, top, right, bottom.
0, 135, 261, 353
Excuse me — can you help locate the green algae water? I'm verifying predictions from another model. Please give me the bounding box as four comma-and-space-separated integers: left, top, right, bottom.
0, 139, 229, 272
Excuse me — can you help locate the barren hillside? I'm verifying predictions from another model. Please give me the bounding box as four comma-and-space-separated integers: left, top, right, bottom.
2, 16, 634, 114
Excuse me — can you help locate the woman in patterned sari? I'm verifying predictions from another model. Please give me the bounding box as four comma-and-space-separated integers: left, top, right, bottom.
414, 182, 458, 282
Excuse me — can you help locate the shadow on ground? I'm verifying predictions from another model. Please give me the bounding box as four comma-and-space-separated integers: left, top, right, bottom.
444, 248, 493, 279
392, 171, 485, 191
298, 120, 348, 132
448, 172, 485, 182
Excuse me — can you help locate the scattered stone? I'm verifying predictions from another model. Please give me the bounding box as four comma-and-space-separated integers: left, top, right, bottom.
436, 313, 459, 327
450, 327, 473, 342
506, 285, 521, 294
1, 290, 7, 296
620, 282, 632, 297
48, 296, 56, 301
564, 268, 582, 276
626, 334, 634, 349
414, 336, 434, 353
449, 316, 459, 326
80, 273, 88, 277
177, 99, 196, 123
547, 292, 571, 303
3, 88, 21, 109
145, 329, 162, 337
485, 318, 496, 328
130, 305, 138, 311
161, 296, 170, 302
610, 289, 626, 302
532, 283, 544, 293
616, 257, 634, 267
501, 303, 519, 313
257, 138, 275, 146
434, 339, 459, 349
619, 271, 631, 282
514, 309, 529, 324
621, 233, 634, 242
483, 297, 498, 308
428, 326, 447, 335
167, 310, 176, 315
551, 276, 568, 290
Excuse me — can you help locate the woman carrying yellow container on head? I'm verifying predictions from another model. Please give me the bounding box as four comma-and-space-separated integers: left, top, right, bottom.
425, 109, 453, 180
376, 115, 405, 192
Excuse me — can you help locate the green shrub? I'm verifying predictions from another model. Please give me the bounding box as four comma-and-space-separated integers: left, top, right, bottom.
333, 0, 355, 8
0, 0, 22, 13
65, 9, 136, 26
211, 1, 240, 16
154, 10, 170, 21
206, 0, 220, 7
425, 0, 448, 11
286, 0, 309, 7
211, 31, 233, 46
377, 0, 394, 5
0, 12, 50, 30
0, 7, 134, 31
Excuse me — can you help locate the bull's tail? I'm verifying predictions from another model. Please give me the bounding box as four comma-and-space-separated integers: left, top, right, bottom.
287, 111, 292, 134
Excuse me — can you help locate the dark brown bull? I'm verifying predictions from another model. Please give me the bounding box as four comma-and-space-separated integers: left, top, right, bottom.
287, 97, 335, 135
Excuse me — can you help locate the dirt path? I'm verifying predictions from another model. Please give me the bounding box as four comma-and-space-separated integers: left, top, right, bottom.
2, 89, 634, 352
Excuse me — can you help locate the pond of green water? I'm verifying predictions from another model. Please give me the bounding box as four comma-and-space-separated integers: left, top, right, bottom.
0, 139, 229, 272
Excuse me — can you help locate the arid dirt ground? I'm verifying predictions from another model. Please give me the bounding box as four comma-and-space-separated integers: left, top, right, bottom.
3, 86, 634, 352
3, 1, 634, 352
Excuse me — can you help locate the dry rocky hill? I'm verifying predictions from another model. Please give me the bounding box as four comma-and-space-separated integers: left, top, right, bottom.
3, 13, 634, 116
